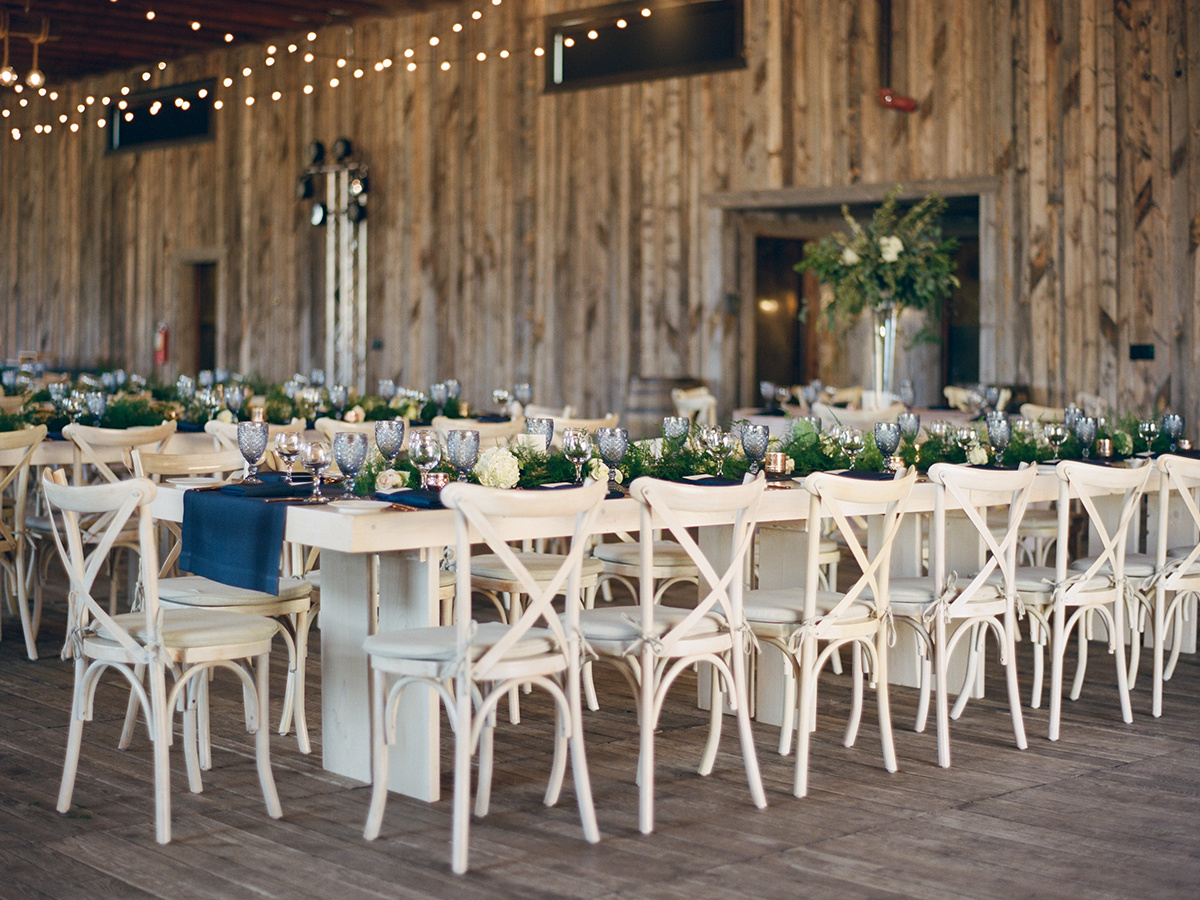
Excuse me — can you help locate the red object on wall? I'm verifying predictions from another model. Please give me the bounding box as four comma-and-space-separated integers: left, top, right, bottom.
153, 322, 169, 365
877, 87, 918, 112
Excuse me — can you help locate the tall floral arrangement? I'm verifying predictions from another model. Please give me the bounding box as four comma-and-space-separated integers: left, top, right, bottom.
796, 185, 960, 326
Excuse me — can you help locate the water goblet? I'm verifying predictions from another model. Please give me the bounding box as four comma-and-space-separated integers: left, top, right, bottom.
492, 388, 512, 415
444, 379, 461, 401
874, 421, 901, 458
1064, 405, 1082, 432
1044, 424, 1067, 460
799, 414, 822, 435
309, 369, 326, 388
1162, 414, 1184, 452
300, 440, 332, 502
374, 418, 406, 465
176, 374, 195, 403
377, 379, 397, 401
898, 379, 916, 410
408, 431, 442, 490
274, 431, 302, 483
596, 427, 628, 494
333, 432, 369, 493
66, 391, 86, 424
663, 415, 690, 449
1074, 416, 1098, 459
525, 416, 555, 452
114, 369, 128, 388
430, 382, 449, 413
225, 383, 247, 416
0, 369, 15, 392
236, 421, 270, 483
328, 384, 349, 419
48, 381, 70, 414
984, 385, 1001, 411
897, 411, 920, 441
197, 370, 214, 389
838, 427, 865, 465
85, 391, 108, 425
513, 382, 533, 408
759, 380, 777, 409
987, 413, 1012, 459
742, 423, 770, 475
774, 385, 792, 408
101, 371, 117, 393
801, 381, 820, 407
561, 428, 593, 485
446, 430, 481, 482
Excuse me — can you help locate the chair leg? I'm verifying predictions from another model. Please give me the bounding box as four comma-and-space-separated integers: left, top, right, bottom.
1069, 620, 1089, 701
1152, 588, 1166, 717
1049, 606, 1066, 741
637, 646, 658, 834
15, 549, 38, 660
57, 660, 88, 816
950, 625, 986, 720
913, 642, 932, 734
476, 703, 498, 816
1030, 618, 1046, 709
254, 653, 283, 819
363, 663, 389, 840
934, 617, 951, 768
1163, 597, 1186, 680
1126, 601, 1144, 687
844, 642, 863, 748
565, 647, 600, 844
285, 610, 313, 754
730, 645, 767, 810
182, 676, 204, 793
197, 674, 212, 771
451, 677, 474, 874
876, 634, 897, 774
118, 663, 145, 750
148, 663, 173, 845
793, 637, 815, 798
698, 661, 723, 776
1112, 603, 1133, 725
777, 650, 796, 756
1002, 612, 1028, 750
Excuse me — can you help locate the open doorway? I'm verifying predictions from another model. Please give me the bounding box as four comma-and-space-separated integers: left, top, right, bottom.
753, 238, 818, 392
177, 261, 217, 375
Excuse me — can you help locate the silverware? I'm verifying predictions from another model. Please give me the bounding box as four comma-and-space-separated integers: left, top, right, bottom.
389, 503, 420, 512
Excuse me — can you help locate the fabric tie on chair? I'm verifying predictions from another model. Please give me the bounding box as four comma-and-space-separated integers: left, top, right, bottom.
922, 572, 959, 628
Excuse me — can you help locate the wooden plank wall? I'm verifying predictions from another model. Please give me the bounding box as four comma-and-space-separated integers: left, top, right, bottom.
0, 0, 1196, 426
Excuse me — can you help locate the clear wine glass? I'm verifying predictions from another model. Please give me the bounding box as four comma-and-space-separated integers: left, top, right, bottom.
927, 420, 952, 442
663, 415, 690, 449
1162, 414, 1184, 452
742, 423, 770, 475
759, 381, 776, 409
444, 379, 461, 401
874, 421, 901, 458
492, 388, 512, 415
430, 382, 449, 413
717, 431, 737, 477
596, 427, 628, 494
48, 381, 70, 414
377, 379, 397, 401
328, 384, 349, 419
66, 391, 86, 424
333, 432, 369, 492
987, 413, 1012, 459
1044, 424, 1067, 460
897, 411, 920, 441
300, 441, 332, 502
898, 379, 916, 410
274, 431, 302, 483
774, 385, 792, 408
525, 416, 555, 451
1138, 419, 1160, 454
237, 421, 270, 483
408, 430, 442, 490
446, 429, 481, 482
85, 391, 108, 425
561, 427, 593, 485
838, 427, 864, 463
513, 382, 533, 408
374, 418, 406, 465
198, 370, 214, 389
1074, 416, 1098, 459
799, 414, 822, 435
225, 383, 247, 416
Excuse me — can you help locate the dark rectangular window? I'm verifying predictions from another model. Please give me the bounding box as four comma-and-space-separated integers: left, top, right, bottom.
545, 0, 744, 92
107, 79, 215, 153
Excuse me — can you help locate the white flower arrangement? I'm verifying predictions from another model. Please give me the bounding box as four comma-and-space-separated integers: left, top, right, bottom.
879, 235, 904, 263
588, 458, 621, 485
376, 468, 409, 492
216, 409, 234, 424
966, 445, 989, 466
343, 404, 366, 423
1113, 430, 1133, 456
474, 445, 520, 489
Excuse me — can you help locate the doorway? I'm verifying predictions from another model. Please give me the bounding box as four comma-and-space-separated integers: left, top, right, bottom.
178, 261, 217, 375
753, 238, 818, 392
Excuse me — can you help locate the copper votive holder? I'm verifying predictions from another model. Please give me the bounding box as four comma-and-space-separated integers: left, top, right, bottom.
425, 471, 450, 490
1096, 438, 1113, 458
1178, 439, 1193, 451
251, 406, 267, 423
764, 451, 788, 475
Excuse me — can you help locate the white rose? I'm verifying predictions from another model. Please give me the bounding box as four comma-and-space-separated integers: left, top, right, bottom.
879, 235, 904, 263
474, 446, 520, 489
344, 405, 365, 423
841, 247, 861, 265
376, 468, 408, 491
967, 445, 989, 466
588, 458, 621, 484
216, 409, 234, 424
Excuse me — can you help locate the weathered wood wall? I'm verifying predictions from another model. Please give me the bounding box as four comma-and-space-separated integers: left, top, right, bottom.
1, 0, 1197, 426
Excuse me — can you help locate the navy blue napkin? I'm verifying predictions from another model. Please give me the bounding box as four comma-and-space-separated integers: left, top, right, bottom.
180, 489, 291, 595
221, 472, 314, 498
681, 475, 744, 487
374, 488, 444, 509
475, 413, 511, 423
830, 469, 897, 480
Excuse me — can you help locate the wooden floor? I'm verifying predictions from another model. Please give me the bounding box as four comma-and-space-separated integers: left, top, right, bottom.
2, 578, 1199, 899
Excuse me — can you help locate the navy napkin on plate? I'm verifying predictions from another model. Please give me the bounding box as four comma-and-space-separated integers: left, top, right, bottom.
374, 488, 444, 509
681, 475, 744, 487
475, 413, 512, 423
221, 472, 314, 499
180, 489, 293, 595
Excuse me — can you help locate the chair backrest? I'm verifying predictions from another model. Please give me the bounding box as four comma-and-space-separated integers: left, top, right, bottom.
522, 403, 574, 419
0, 395, 28, 414
204, 418, 305, 451
802, 470, 917, 638
63, 420, 177, 485
927, 462, 1038, 611
313, 417, 378, 446
1154, 455, 1200, 585
41, 469, 162, 664
432, 415, 526, 450
827, 385, 864, 407
629, 474, 766, 655
1018, 402, 1064, 423
810, 401, 906, 432
441, 479, 606, 681
671, 388, 717, 428
1055, 461, 1152, 601
0, 425, 48, 554
130, 447, 246, 480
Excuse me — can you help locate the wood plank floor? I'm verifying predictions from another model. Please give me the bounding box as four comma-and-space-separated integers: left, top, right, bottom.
2, 577, 1198, 899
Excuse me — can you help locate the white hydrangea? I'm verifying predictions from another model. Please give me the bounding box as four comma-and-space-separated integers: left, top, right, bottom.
474, 445, 520, 489
967, 445, 989, 466
376, 468, 408, 492
1113, 430, 1133, 457
343, 404, 366, 423
841, 246, 861, 265
879, 235, 904, 263
588, 458, 622, 484
215, 409, 234, 424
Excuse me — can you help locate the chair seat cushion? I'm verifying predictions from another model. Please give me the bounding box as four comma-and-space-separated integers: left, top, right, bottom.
363, 621, 556, 662
470, 552, 603, 581
158, 574, 313, 606
577, 605, 723, 643
1070, 553, 1156, 579
99, 608, 279, 649
1167, 545, 1200, 561
593, 541, 696, 570
985, 566, 1057, 593
742, 588, 871, 625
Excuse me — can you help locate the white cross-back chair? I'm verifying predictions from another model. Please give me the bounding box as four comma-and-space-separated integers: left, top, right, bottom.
363, 479, 606, 874
671, 386, 717, 428
431, 415, 526, 450
742, 469, 916, 797
891, 463, 1035, 768
1035, 461, 1151, 740
577, 475, 768, 834
1144, 455, 1200, 717
0, 424, 48, 659
42, 470, 281, 844
130, 447, 317, 755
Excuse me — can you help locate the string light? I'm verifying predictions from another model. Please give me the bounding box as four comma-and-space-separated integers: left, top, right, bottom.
304, 52, 314, 63
307, 32, 317, 41
18, 97, 26, 106
191, 21, 201, 31
303, 84, 313, 94
329, 77, 339, 87
499, 50, 509, 58
158, 61, 166, 70
213, 100, 223, 109
476, 52, 486, 61
287, 44, 297, 53
429, 36, 439, 46
86, 95, 95, 104
70, 122, 78, 132
271, 90, 281, 101
407, 62, 416, 72
145, 11, 155, 21
353, 68, 363, 78
225, 33, 234, 43
440, 61, 450, 71
245, 96, 254, 105
242, 67, 252, 77
453, 23, 462, 33
617, 18, 627, 28
223, 77, 232, 87
97, 118, 105, 127
267, 45, 277, 55
141, 71, 151, 80
473, 11, 482, 19
121, 86, 130, 95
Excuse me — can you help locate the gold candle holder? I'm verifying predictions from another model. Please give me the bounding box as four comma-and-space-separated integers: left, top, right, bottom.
251, 406, 267, 423
1096, 438, 1113, 458
426, 471, 450, 490
764, 451, 788, 475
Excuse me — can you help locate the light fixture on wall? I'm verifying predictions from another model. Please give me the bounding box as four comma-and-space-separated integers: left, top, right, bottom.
0, 11, 18, 87
24, 15, 49, 89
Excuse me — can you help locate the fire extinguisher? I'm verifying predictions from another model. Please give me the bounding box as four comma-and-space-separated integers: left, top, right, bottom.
154, 322, 169, 366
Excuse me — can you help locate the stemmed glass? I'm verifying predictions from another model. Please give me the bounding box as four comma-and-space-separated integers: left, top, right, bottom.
1162, 414, 1184, 452
799, 414, 822, 435
954, 425, 977, 456
562, 428, 593, 485
513, 382, 533, 408
897, 411, 920, 441
377, 379, 397, 402
85, 391, 108, 425
408, 431, 442, 490
48, 381, 70, 415
1074, 416, 1098, 459
802, 380, 824, 408
66, 391, 86, 424
1064, 406, 1082, 432
898, 379, 916, 410
374, 418, 406, 466
444, 379, 461, 402
328, 384, 349, 419
742, 423, 770, 475
1138, 419, 1160, 454
663, 415, 690, 451
984, 386, 1001, 411
774, 385, 792, 408
310, 369, 326, 388
198, 370, 214, 389
225, 383, 247, 417
838, 428, 865, 465
237, 421, 270, 483
525, 417, 555, 452
430, 382, 449, 414
300, 440, 332, 502
874, 422, 902, 470
492, 388, 512, 416
701, 426, 736, 477
987, 413, 1012, 461
759, 381, 776, 410
333, 432, 369, 493
1044, 424, 1068, 460
274, 431, 303, 483
446, 430, 481, 482
596, 427, 628, 494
